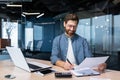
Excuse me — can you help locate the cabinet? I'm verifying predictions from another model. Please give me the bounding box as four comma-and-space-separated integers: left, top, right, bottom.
0, 39, 11, 48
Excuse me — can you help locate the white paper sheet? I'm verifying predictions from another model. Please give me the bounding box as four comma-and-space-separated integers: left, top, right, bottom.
89, 77, 111, 80
76, 56, 109, 69
70, 56, 109, 77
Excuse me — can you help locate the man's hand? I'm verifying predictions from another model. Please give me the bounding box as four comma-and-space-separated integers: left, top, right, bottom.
55, 60, 74, 70
97, 63, 107, 73
63, 62, 74, 70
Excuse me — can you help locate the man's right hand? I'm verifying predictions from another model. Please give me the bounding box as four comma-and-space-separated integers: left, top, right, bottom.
63, 62, 74, 70
55, 60, 74, 70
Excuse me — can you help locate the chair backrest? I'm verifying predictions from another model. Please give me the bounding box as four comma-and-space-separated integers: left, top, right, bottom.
27, 41, 32, 50
35, 40, 43, 51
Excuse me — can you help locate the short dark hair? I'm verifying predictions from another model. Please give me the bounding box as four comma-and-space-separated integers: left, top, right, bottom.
64, 13, 79, 24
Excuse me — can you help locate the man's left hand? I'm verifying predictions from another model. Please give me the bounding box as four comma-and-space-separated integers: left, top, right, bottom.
97, 63, 107, 73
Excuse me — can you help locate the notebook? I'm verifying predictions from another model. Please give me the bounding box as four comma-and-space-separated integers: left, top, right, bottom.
6, 47, 52, 75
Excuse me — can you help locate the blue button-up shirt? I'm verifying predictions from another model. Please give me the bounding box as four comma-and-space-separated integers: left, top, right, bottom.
50, 33, 93, 65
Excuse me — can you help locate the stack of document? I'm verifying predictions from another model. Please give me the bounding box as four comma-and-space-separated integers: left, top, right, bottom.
71, 67, 100, 77
70, 56, 109, 77
89, 77, 111, 80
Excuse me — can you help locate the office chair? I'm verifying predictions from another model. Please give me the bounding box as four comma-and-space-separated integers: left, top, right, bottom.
34, 40, 43, 51
26, 41, 33, 55
33, 40, 43, 55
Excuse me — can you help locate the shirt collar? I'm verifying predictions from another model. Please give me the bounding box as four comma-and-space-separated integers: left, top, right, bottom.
63, 33, 76, 40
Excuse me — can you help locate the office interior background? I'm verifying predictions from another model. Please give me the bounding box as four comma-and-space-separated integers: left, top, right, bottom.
0, 0, 120, 70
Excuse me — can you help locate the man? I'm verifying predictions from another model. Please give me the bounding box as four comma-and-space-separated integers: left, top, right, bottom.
50, 13, 106, 72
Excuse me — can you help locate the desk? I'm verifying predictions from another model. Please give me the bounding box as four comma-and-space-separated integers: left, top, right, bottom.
0, 58, 120, 80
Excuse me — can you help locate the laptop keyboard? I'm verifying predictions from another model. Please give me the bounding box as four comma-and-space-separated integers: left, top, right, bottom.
28, 63, 42, 69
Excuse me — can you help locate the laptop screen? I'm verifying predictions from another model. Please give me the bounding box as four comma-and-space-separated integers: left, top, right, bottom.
6, 47, 31, 72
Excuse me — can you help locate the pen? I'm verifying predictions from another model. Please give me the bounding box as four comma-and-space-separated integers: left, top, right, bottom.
66, 58, 72, 65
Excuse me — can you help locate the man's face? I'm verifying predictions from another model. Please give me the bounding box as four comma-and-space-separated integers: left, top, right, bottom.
64, 20, 78, 37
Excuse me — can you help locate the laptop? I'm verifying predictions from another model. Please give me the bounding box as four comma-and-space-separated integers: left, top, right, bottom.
6, 47, 53, 75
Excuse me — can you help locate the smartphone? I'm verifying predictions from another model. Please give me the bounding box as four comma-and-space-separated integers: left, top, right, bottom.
40, 69, 54, 75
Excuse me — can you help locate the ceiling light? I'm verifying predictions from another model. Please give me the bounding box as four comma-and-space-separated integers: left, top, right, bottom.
36, 13, 44, 18
113, 0, 120, 4
95, 16, 98, 19
21, 14, 26, 17
22, 12, 40, 15
7, 4, 22, 7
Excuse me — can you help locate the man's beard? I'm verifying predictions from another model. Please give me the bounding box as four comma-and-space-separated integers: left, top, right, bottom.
65, 30, 75, 36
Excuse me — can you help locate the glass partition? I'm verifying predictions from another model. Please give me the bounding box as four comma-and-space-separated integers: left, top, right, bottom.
92, 15, 112, 54
77, 18, 91, 43
76, 15, 113, 55
114, 15, 120, 52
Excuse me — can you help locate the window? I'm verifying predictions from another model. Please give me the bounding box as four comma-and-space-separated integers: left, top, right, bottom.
2, 20, 18, 47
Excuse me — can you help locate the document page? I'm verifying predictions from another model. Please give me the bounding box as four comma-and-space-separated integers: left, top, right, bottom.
75, 56, 109, 69
71, 56, 109, 77
89, 77, 111, 80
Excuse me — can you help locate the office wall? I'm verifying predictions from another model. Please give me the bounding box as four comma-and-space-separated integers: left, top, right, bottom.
19, 18, 63, 52
40, 24, 54, 52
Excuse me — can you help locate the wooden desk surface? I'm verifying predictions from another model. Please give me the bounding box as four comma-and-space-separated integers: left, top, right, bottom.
0, 58, 120, 80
